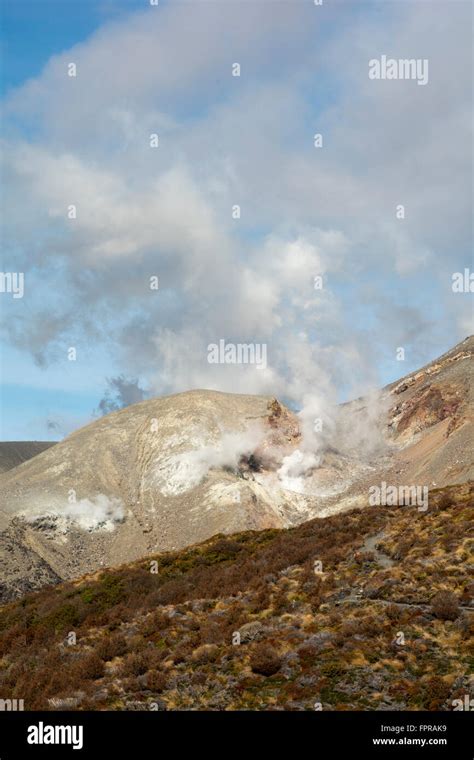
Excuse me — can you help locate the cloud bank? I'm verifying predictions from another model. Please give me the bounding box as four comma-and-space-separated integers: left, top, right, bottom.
1, 0, 471, 439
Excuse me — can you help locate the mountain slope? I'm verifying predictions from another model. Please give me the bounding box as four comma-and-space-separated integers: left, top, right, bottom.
0, 338, 472, 602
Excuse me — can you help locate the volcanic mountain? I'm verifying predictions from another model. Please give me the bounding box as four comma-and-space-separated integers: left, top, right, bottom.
0, 336, 472, 602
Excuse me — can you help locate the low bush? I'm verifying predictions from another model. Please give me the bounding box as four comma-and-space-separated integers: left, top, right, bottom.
431, 591, 459, 621
72, 652, 105, 681
146, 670, 168, 692
250, 643, 282, 676
96, 633, 128, 661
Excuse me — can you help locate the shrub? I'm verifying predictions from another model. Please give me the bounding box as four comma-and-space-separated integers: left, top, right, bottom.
272, 591, 292, 615
250, 643, 282, 676
192, 644, 220, 664
249, 587, 271, 613
297, 644, 319, 667
437, 493, 453, 510
431, 591, 459, 621
199, 622, 222, 645
423, 676, 451, 709
209, 539, 243, 558
191, 671, 207, 686
386, 603, 403, 621
146, 670, 168, 692
96, 633, 128, 661
72, 652, 105, 681
121, 651, 152, 677
43, 603, 81, 633
172, 641, 195, 665
80, 575, 124, 610
308, 590, 322, 613
139, 611, 168, 637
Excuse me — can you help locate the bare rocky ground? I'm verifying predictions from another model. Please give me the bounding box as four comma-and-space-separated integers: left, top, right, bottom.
0, 336, 472, 603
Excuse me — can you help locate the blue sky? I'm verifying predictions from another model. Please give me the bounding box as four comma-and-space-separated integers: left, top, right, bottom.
0, 0, 149, 94
0, 0, 472, 440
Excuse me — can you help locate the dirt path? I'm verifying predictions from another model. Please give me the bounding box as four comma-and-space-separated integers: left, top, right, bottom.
360, 528, 395, 569
338, 528, 473, 613
337, 594, 473, 614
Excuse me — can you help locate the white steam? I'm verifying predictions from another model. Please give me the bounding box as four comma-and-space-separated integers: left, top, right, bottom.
275, 387, 389, 494
277, 450, 321, 493
156, 424, 266, 496
24, 494, 125, 533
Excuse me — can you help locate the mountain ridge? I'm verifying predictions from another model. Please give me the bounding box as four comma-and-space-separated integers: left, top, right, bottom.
0, 441, 56, 474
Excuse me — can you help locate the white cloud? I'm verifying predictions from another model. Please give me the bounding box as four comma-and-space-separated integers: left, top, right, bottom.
1, 0, 471, 432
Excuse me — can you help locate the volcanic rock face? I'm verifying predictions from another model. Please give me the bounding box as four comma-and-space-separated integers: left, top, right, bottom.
0, 338, 472, 601
328, 337, 473, 513
384, 337, 473, 486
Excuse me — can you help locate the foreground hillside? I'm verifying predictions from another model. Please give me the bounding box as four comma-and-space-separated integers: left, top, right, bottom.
0, 482, 472, 711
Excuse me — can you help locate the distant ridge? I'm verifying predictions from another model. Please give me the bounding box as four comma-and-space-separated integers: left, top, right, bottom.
0, 441, 56, 473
